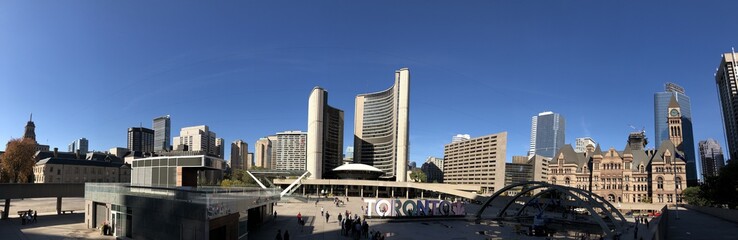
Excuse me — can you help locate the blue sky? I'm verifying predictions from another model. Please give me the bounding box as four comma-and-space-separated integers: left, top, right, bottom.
1, 1, 737, 172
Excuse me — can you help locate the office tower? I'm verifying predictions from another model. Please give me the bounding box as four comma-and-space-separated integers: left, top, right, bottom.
127, 127, 154, 153
421, 156, 444, 183
307, 87, 345, 179
528, 111, 565, 158
575, 137, 597, 153
274, 131, 307, 171
344, 147, 354, 162
230, 140, 249, 170
654, 82, 696, 185
172, 125, 218, 156
254, 138, 272, 169
153, 115, 171, 151
444, 132, 507, 194
68, 138, 89, 155
354, 68, 410, 182
716, 50, 738, 159
247, 153, 253, 168
699, 138, 725, 178
452, 134, 471, 143
267, 135, 279, 169
215, 138, 225, 158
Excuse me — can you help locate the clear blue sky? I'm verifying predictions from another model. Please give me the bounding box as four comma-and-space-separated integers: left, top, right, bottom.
1, 1, 737, 172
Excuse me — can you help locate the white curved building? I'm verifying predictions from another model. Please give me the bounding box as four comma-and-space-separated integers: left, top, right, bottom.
307, 87, 344, 179
353, 68, 410, 182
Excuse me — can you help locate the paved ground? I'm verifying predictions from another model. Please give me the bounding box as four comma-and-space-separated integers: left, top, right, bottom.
667, 207, 738, 240
251, 197, 564, 240
0, 198, 109, 240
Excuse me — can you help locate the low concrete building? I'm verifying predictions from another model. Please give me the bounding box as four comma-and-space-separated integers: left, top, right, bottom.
443, 132, 507, 194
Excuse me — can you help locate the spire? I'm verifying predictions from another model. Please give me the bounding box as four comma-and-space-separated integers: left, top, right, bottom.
668, 94, 680, 108
30, 113, 32, 122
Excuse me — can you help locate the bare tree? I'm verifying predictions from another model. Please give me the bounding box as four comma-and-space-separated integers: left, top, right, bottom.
0, 138, 37, 183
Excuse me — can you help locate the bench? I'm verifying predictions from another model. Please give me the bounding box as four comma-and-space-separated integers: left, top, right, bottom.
61, 210, 75, 214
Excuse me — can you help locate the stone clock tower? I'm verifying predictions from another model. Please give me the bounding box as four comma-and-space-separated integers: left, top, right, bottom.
667, 95, 683, 149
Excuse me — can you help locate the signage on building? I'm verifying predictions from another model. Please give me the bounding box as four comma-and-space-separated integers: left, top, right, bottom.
363, 198, 465, 217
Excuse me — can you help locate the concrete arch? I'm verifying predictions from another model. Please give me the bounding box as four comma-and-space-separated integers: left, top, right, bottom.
476, 181, 625, 237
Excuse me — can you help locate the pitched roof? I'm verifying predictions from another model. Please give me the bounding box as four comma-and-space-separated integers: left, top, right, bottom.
36, 157, 128, 168
668, 94, 680, 108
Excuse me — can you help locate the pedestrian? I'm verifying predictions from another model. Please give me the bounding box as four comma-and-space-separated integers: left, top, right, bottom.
274, 211, 277, 220
275, 229, 283, 240
284, 230, 290, 240
338, 213, 343, 224
646, 218, 649, 228
315, 200, 319, 206
33, 211, 37, 223
326, 212, 330, 223
297, 212, 302, 223
321, 207, 324, 216
20, 213, 25, 225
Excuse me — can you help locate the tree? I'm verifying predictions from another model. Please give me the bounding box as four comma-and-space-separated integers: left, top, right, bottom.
409, 169, 427, 183
0, 138, 37, 183
683, 186, 710, 206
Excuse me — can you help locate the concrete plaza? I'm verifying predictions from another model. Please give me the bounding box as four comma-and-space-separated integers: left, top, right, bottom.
0, 197, 111, 240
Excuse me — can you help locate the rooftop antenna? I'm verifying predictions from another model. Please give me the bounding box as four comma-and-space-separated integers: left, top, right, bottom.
30, 113, 32, 121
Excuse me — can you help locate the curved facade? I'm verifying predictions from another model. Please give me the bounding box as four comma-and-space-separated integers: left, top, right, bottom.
354, 68, 410, 182
307, 87, 344, 179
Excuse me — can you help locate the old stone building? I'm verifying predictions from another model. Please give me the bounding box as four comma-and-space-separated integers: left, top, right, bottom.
549, 96, 687, 204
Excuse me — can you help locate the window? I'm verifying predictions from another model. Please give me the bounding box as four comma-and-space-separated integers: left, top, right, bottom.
657, 177, 664, 189
675, 177, 682, 189
565, 177, 570, 186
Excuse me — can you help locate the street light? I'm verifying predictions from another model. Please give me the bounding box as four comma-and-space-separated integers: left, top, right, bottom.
673, 165, 680, 220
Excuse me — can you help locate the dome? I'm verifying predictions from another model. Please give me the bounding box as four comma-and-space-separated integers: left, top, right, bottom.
333, 163, 383, 172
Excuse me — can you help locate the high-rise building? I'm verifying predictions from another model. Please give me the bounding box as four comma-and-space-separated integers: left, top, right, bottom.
654, 83, 696, 185
699, 138, 725, 178
353, 68, 410, 182
267, 135, 279, 169
421, 156, 444, 183
230, 140, 249, 170
443, 132, 507, 194
344, 147, 354, 162
68, 138, 89, 155
172, 125, 218, 156
153, 115, 171, 151
254, 138, 272, 169
452, 134, 471, 143
307, 87, 345, 179
716, 50, 738, 159
127, 127, 154, 153
528, 111, 565, 158
215, 138, 225, 158
574, 137, 597, 153
274, 131, 307, 171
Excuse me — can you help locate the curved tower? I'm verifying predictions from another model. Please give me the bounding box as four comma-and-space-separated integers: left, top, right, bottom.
307, 87, 344, 179
354, 68, 410, 182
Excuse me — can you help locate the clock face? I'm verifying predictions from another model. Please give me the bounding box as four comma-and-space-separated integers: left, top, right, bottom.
670, 109, 679, 117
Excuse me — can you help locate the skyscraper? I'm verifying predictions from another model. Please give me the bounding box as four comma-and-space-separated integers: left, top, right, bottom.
274, 131, 307, 171
528, 111, 565, 158
716, 50, 738, 159
654, 83, 696, 185
172, 125, 218, 156
254, 137, 272, 169
230, 140, 249, 170
307, 87, 344, 179
574, 137, 596, 153
127, 127, 154, 153
699, 138, 725, 178
353, 68, 410, 182
68, 138, 89, 155
215, 138, 225, 158
153, 115, 171, 151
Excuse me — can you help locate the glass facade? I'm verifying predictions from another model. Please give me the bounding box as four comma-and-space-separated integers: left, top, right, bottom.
532, 112, 565, 158
153, 115, 171, 151
654, 91, 697, 183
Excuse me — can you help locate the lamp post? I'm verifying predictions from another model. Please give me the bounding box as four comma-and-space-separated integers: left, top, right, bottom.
673, 165, 680, 220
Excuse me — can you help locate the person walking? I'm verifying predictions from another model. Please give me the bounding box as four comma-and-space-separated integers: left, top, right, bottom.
321, 207, 324, 216
275, 229, 283, 240
325, 212, 330, 223
32, 211, 37, 223
338, 213, 343, 225
284, 230, 290, 240
297, 212, 302, 223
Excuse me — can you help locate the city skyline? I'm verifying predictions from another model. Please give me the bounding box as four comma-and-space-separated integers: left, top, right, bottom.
1, 1, 737, 169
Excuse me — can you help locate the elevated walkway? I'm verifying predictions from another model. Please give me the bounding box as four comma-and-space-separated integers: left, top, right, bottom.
0, 183, 84, 219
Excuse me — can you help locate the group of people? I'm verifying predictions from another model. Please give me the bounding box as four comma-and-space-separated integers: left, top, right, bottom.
19, 209, 37, 225
339, 213, 371, 239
